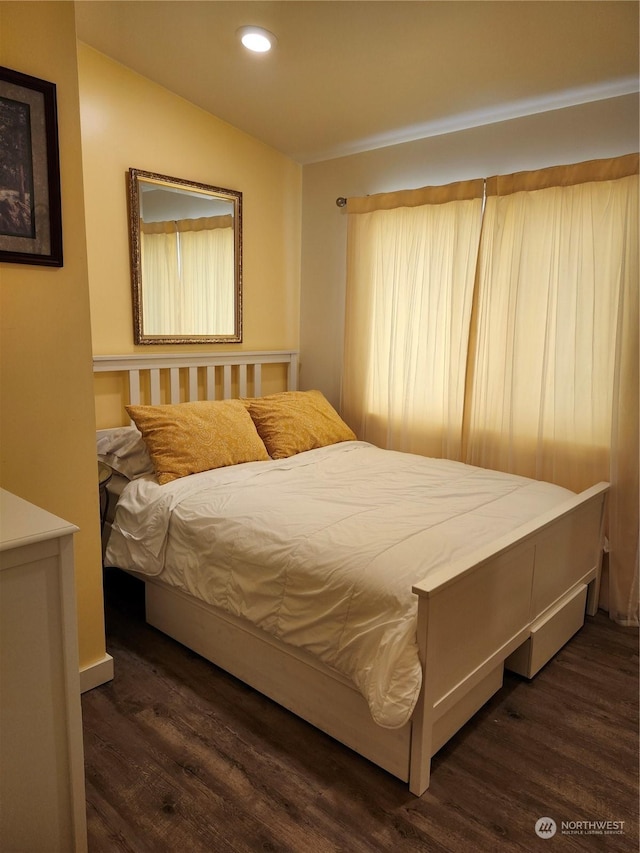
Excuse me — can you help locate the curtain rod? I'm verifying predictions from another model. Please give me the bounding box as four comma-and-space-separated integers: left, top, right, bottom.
336, 197, 347, 208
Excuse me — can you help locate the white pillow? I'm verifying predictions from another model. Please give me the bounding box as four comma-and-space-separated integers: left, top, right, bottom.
97, 426, 155, 480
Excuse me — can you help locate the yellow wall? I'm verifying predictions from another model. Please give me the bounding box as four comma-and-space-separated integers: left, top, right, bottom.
77, 44, 302, 426
0, 2, 107, 668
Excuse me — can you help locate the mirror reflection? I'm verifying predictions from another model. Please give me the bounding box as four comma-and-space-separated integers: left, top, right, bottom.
128, 168, 242, 344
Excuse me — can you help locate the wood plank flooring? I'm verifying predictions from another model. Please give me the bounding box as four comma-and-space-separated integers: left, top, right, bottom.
82, 569, 639, 852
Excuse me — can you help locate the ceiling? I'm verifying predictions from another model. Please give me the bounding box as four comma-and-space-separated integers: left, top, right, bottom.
75, 1, 639, 164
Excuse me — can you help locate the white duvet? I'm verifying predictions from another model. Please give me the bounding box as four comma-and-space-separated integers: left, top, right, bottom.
106, 441, 573, 728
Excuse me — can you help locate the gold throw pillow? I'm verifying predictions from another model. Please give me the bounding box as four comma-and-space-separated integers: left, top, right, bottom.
126, 399, 270, 484
246, 390, 356, 459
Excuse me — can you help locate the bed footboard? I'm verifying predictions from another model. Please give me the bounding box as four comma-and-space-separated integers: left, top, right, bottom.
408, 481, 608, 795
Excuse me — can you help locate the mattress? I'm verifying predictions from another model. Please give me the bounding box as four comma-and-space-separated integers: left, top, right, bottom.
106, 441, 574, 728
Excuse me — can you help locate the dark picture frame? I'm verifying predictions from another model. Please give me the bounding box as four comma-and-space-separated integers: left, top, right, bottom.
0, 66, 63, 267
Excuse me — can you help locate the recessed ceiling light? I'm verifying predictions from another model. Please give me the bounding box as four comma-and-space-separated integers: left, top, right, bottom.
238, 26, 277, 53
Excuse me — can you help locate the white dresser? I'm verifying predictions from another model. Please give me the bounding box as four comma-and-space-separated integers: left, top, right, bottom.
0, 489, 87, 852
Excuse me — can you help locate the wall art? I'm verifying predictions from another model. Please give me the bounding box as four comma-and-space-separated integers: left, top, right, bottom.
0, 66, 63, 266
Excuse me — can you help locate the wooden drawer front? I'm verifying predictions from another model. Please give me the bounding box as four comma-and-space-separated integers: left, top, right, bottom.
506, 584, 587, 678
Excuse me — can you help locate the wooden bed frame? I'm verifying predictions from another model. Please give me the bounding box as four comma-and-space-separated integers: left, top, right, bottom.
94, 351, 609, 796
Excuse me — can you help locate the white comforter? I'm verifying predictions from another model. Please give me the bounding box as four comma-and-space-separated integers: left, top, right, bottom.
106, 441, 573, 728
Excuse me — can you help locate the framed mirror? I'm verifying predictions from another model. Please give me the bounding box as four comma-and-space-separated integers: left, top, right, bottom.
128, 168, 242, 344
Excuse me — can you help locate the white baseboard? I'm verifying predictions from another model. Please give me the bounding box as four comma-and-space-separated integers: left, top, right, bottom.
80, 653, 114, 693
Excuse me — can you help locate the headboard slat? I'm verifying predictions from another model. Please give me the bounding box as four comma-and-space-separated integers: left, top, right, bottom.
188, 367, 198, 401
206, 366, 216, 401
223, 364, 232, 399
150, 369, 161, 405
289, 354, 299, 393
238, 364, 248, 398
129, 370, 141, 405
169, 368, 180, 403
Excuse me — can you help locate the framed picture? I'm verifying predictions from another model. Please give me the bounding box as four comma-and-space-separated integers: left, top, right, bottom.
0, 66, 63, 267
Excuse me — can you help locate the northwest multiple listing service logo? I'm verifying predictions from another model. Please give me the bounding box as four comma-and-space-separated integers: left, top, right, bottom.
535, 818, 557, 839
535, 817, 625, 839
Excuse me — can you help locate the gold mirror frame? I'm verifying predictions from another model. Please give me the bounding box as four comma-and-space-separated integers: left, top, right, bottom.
127, 168, 242, 344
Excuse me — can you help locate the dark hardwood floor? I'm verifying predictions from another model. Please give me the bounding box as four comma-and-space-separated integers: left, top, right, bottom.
82, 569, 639, 852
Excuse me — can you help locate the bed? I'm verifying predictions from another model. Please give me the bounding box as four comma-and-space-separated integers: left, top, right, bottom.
94, 351, 608, 796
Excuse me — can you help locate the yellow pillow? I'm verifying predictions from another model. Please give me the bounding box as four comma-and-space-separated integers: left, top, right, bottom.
246, 390, 356, 459
126, 399, 269, 484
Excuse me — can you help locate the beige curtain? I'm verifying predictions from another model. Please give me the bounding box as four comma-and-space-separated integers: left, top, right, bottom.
608, 200, 639, 624
178, 217, 235, 335
343, 156, 638, 625
342, 180, 484, 459
140, 223, 180, 334
141, 215, 234, 335
464, 157, 638, 624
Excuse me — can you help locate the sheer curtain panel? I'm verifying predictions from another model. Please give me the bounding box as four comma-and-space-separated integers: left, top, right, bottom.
342, 180, 484, 460
141, 222, 180, 334
178, 216, 235, 335
464, 157, 638, 624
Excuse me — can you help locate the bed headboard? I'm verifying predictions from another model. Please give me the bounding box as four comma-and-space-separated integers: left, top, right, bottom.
93, 350, 299, 426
